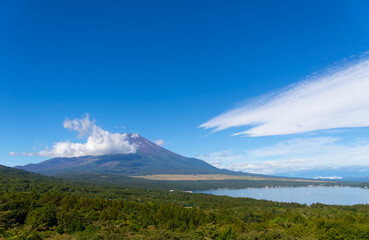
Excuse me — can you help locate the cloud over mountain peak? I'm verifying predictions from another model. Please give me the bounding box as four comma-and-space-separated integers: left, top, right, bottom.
10, 114, 137, 158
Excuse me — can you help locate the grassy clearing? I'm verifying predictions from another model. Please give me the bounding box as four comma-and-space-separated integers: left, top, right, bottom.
132, 174, 326, 182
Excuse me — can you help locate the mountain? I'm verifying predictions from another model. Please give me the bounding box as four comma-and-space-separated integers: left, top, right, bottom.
17, 133, 238, 176
0, 164, 47, 181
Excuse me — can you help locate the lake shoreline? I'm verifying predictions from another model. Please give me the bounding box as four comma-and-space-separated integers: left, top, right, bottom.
194, 186, 369, 206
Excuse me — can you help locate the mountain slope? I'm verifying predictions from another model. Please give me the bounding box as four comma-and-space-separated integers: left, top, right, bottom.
17, 134, 237, 176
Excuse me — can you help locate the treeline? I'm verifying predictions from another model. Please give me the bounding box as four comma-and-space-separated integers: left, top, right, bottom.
3, 190, 369, 239
0, 191, 223, 239
2, 165, 369, 239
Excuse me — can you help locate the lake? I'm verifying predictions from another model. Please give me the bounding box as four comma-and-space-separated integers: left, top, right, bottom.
194, 186, 369, 205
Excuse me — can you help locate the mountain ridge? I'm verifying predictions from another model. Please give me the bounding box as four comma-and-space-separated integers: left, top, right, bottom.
16, 133, 242, 176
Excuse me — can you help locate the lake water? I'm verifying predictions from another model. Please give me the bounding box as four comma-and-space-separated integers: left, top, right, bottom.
194, 187, 369, 205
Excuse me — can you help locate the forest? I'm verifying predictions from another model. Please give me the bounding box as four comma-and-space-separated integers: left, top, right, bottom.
2, 165, 369, 239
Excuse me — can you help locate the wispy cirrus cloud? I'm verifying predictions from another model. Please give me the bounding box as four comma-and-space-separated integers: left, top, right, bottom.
10, 114, 137, 158
200, 58, 369, 137
197, 137, 369, 175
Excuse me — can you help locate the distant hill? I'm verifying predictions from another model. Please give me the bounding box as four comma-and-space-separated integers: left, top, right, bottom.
0, 164, 61, 192
0, 164, 47, 180
17, 133, 240, 176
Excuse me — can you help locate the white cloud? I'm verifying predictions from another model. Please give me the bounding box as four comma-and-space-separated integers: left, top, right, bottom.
200, 58, 369, 137
10, 114, 137, 158
196, 150, 239, 169
247, 137, 340, 158
154, 139, 164, 146
197, 137, 369, 175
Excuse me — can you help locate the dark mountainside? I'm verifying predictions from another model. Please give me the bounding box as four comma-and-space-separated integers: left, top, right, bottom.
17, 133, 239, 176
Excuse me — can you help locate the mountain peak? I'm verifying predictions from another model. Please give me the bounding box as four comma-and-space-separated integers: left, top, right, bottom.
124, 133, 140, 139
124, 133, 167, 155
17, 133, 237, 176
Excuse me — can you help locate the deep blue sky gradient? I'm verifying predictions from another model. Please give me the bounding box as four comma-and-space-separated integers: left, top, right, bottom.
1, 0, 369, 172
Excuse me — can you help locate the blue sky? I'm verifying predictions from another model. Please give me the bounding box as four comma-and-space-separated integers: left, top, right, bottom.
1, 0, 369, 178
